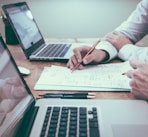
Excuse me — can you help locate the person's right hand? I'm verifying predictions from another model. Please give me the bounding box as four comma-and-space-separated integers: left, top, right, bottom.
67, 46, 108, 70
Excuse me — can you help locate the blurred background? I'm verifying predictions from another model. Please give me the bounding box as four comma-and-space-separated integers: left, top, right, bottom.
1, 0, 147, 43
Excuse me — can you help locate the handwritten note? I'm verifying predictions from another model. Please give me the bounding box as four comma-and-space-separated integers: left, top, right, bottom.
34, 61, 132, 91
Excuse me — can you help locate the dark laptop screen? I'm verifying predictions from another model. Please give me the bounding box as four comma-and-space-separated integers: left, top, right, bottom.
0, 36, 32, 137
4, 3, 42, 50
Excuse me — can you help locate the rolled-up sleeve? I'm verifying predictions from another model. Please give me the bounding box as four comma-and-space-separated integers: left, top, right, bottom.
96, 0, 148, 62
115, 0, 148, 43
96, 41, 117, 62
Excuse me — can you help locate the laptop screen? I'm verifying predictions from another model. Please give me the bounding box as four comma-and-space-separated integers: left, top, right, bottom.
4, 3, 42, 50
0, 36, 33, 137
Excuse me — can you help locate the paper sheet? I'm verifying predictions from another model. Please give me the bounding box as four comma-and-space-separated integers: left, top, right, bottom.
34, 61, 132, 91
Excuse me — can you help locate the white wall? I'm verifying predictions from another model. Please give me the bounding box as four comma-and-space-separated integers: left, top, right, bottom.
0, 0, 142, 40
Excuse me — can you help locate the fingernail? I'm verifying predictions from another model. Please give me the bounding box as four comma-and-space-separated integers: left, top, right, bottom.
83, 59, 87, 64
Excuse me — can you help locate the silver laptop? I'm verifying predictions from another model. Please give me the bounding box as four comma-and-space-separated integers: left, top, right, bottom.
0, 34, 148, 137
2, 2, 86, 62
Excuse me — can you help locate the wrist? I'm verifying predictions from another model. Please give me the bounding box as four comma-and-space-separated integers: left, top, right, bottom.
101, 50, 109, 62
96, 40, 117, 62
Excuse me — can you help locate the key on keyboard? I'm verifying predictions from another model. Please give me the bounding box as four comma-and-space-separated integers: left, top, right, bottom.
37, 44, 71, 57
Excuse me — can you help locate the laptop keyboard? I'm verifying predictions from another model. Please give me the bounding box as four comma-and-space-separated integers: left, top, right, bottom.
36, 43, 72, 57
40, 106, 100, 137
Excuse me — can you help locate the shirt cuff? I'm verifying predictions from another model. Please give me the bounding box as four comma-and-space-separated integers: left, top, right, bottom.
118, 44, 141, 61
95, 41, 117, 62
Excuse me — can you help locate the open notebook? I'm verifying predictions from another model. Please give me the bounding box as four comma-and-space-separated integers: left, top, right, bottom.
2, 2, 90, 62
34, 62, 132, 91
0, 34, 148, 136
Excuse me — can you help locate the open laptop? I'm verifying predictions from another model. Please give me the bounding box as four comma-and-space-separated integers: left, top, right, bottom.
0, 34, 148, 137
2, 2, 89, 62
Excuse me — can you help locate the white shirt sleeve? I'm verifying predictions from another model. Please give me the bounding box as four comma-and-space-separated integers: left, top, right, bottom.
95, 41, 117, 62
95, 0, 148, 62
118, 44, 148, 62
115, 0, 148, 43
0, 79, 6, 101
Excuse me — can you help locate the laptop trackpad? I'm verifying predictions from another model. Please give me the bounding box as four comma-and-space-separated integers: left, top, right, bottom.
112, 124, 148, 137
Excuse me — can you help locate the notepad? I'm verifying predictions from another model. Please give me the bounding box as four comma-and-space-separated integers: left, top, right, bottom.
34, 61, 132, 91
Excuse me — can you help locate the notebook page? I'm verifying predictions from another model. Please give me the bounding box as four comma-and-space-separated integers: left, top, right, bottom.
34, 61, 132, 91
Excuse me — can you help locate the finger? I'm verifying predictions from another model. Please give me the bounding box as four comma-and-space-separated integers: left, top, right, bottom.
130, 88, 141, 99
73, 46, 89, 62
67, 57, 73, 68
67, 55, 78, 69
131, 88, 148, 100
67, 55, 84, 70
127, 69, 143, 81
129, 72, 145, 91
125, 70, 133, 78
66, 60, 72, 69
129, 59, 145, 69
129, 79, 141, 98
73, 49, 82, 63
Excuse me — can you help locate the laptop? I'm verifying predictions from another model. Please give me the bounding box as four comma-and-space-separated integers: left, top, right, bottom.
2, 2, 89, 62
0, 35, 148, 137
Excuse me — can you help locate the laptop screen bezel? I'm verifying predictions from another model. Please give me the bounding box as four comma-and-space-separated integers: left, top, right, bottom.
2, 2, 45, 58
0, 34, 33, 96
0, 34, 36, 136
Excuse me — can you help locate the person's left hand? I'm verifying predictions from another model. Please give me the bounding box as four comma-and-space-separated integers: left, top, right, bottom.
126, 60, 148, 100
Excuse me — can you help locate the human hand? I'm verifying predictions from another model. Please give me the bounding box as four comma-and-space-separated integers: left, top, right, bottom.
105, 31, 132, 51
66, 46, 108, 70
126, 60, 148, 100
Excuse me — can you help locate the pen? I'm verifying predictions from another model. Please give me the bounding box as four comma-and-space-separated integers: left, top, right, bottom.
37, 93, 96, 99
43, 94, 94, 99
122, 72, 127, 75
72, 39, 101, 72
38, 92, 95, 96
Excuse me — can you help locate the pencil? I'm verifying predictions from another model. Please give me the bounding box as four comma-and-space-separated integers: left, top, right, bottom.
72, 39, 101, 72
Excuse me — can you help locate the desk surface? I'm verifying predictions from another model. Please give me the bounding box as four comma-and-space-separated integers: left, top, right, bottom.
8, 38, 135, 100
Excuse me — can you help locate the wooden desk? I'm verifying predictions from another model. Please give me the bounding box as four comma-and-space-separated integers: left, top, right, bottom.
8, 38, 135, 100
